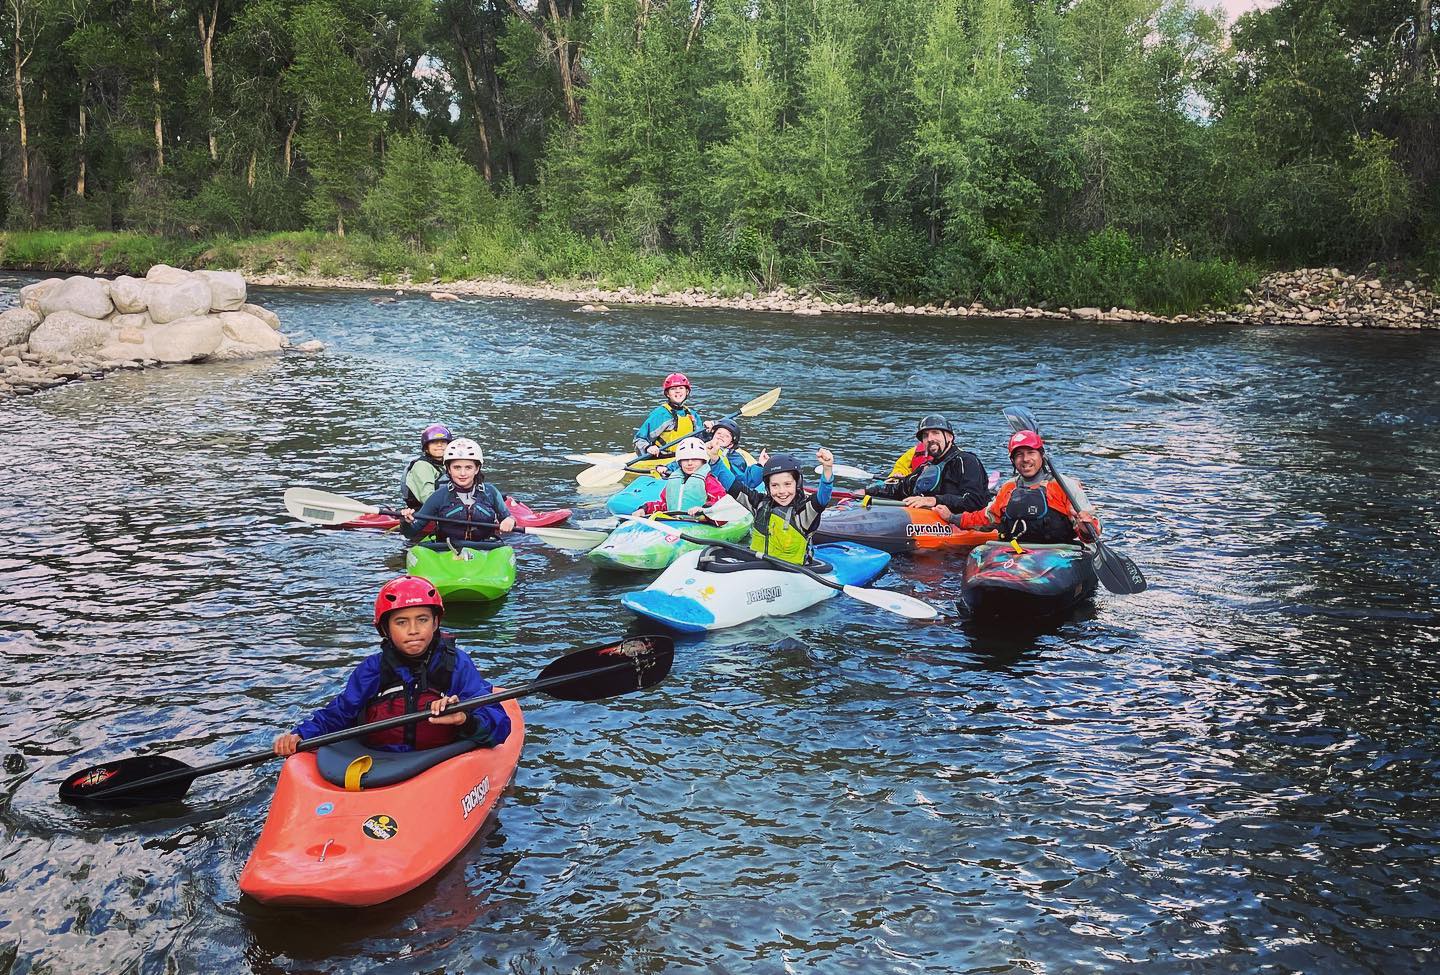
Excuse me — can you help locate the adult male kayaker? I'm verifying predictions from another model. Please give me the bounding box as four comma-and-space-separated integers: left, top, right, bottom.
949, 430, 1100, 543
863, 415, 989, 518
401, 438, 516, 543
710, 444, 835, 564
400, 423, 452, 509
273, 576, 511, 754
634, 373, 708, 457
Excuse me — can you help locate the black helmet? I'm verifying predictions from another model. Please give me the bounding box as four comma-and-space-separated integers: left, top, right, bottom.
708, 418, 741, 445
761, 453, 803, 486
915, 414, 954, 438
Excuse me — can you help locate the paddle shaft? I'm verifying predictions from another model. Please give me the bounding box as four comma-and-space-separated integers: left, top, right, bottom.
80, 659, 640, 801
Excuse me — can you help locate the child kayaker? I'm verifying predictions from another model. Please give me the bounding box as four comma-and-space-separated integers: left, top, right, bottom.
634, 373, 706, 457
401, 438, 516, 544
273, 576, 512, 755
709, 443, 835, 564
947, 430, 1101, 544
704, 418, 764, 489
400, 423, 452, 509
641, 437, 727, 516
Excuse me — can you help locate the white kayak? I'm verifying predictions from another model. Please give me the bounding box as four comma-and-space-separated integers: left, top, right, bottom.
621, 541, 892, 633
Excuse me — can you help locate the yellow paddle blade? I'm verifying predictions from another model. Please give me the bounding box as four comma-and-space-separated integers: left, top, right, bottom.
739, 387, 782, 418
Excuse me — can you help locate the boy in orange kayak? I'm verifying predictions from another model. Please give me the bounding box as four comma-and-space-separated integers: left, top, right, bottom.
948, 431, 1101, 544
273, 576, 512, 755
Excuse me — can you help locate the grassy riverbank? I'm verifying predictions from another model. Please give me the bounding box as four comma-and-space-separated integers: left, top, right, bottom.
0, 229, 1259, 317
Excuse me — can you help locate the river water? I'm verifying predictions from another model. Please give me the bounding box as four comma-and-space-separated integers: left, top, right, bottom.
1, 278, 1436, 974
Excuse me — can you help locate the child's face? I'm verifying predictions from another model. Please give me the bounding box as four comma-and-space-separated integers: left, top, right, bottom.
666, 385, 688, 406
448, 459, 479, 487
386, 608, 438, 656
711, 428, 734, 450
766, 473, 798, 506
426, 440, 449, 460
680, 458, 704, 475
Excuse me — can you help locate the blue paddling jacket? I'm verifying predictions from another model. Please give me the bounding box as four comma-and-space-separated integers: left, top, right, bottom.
633, 403, 704, 454
403, 480, 510, 544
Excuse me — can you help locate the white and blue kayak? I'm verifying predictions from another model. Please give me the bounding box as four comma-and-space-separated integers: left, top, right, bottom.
622, 541, 892, 633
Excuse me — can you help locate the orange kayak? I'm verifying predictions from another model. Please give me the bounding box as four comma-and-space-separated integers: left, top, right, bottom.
239, 698, 524, 907
813, 501, 996, 554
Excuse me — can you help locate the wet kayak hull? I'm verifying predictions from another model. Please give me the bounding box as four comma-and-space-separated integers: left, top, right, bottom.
960, 542, 1098, 619
588, 514, 753, 573
813, 502, 996, 554
405, 544, 516, 601
622, 541, 891, 632
239, 699, 524, 907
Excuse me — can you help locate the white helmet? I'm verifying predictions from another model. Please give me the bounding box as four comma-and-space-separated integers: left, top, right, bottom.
674, 437, 708, 462
443, 438, 484, 466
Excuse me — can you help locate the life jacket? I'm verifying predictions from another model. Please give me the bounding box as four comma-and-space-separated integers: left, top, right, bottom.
362, 636, 461, 750
1000, 481, 1077, 544
889, 443, 930, 479
435, 482, 504, 542
400, 456, 443, 508
662, 463, 712, 512
749, 501, 810, 564
655, 403, 698, 447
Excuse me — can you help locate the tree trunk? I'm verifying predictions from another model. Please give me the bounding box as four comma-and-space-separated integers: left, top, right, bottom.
453, 25, 493, 182
284, 115, 297, 176
12, 20, 29, 223
199, 0, 218, 161
1417, 0, 1435, 84
549, 0, 579, 125
686, 0, 704, 51
247, 149, 256, 190
479, 28, 515, 180
76, 100, 86, 198
152, 68, 164, 170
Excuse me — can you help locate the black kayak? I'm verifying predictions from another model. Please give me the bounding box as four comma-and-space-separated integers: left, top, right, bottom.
960, 542, 1098, 619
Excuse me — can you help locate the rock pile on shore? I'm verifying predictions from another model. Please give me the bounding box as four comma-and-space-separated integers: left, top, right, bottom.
1222, 267, 1436, 329
1, 266, 300, 400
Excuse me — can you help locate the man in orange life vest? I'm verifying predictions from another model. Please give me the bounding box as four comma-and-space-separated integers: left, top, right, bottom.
272, 576, 511, 755
948, 430, 1101, 544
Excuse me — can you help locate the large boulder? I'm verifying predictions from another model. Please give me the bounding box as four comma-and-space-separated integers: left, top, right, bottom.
145, 263, 194, 285
19, 277, 63, 313
110, 312, 154, 331
241, 302, 281, 330
148, 315, 223, 362
0, 308, 41, 347
27, 311, 111, 355
111, 275, 148, 314
145, 278, 213, 324
196, 270, 246, 311
38, 275, 114, 319
216, 311, 285, 352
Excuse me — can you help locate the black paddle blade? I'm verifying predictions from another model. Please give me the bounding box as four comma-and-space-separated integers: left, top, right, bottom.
58, 755, 197, 806
1093, 542, 1148, 594
1003, 404, 1040, 435
538, 636, 675, 701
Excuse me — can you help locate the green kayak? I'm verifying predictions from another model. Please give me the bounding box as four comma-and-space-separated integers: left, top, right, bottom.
587, 513, 754, 573
405, 542, 516, 601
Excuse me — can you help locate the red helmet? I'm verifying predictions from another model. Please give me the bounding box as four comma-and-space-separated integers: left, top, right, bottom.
373, 575, 444, 634
662, 372, 691, 392
1008, 430, 1045, 455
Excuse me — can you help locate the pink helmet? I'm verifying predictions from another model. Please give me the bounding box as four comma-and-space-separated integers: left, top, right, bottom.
662, 372, 691, 391
373, 575, 444, 634
1008, 430, 1045, 455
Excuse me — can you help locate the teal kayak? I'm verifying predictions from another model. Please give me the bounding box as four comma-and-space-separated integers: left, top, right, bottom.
587, 513, 754, 572
405, 542, 516, 601
960, 542, 1097, 619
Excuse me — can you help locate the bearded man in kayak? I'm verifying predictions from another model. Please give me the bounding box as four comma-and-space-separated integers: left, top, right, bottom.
863, 415, 989, 519
948, 430, 1101, 544
634, 373, 708, 457
273, 576, 512, 755
710, 444, 835, 564
400, 423, 452, 509
401, 438, 516, 543
641, 437, 727, 516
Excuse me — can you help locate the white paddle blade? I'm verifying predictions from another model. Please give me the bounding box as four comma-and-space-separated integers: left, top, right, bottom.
817, 464, 873, 480
523, 526, 610, 551
841, 584, 939, 620
739, 386, 782, 417
284, 488, 380, 525
565, 452, 629, 464
704, 494, 748, 523
576, 462, 630, 487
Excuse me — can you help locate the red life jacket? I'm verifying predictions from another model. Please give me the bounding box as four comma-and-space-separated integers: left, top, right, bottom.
362, 637, 461, 750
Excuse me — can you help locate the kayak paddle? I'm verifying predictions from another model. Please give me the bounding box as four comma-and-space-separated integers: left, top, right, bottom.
815, 463, 873, 480
575, 386, 782, 487
621, 516, 938, 620
59, 636, 675, 808
282, 488, 602, 551
1000, 404, 1147, 595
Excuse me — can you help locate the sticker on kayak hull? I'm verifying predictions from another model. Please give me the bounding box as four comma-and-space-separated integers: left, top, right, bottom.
905, 523, 953, 537
746, 586, 782, 604
460, 776, 491, 820
362, 814, 398, 840
315, 802, 334, 816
